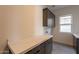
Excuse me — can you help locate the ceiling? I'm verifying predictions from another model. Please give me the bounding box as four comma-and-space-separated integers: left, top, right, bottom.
43, 5, 70, 11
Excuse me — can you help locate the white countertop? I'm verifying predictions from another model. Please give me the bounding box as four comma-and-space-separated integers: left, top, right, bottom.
8, 35, 53, 54
73, 34, 79, 38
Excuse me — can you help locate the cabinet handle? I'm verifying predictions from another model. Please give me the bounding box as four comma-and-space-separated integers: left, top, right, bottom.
34, 50, 40, 54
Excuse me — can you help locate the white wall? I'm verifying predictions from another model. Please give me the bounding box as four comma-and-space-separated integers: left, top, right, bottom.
53, 6, 79, 46
34, 6, 44, 36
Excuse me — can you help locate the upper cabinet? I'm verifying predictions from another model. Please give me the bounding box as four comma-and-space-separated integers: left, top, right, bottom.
43, 8, 55, 27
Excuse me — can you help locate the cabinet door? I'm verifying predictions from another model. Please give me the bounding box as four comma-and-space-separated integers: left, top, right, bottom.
76, 39, 79, 54
73, 36, 79, 54
45, 38, 53, 54
73, 35, 76, 49
43, 8, 48, 26
43, 8, 55, 27
26, 43, 45, 54
48, 10, 55, 27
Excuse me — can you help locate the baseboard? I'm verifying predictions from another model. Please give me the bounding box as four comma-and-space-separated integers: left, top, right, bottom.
53, 41, 73, 48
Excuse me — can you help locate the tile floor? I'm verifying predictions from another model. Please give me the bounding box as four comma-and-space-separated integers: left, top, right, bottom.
52, 42, 76, 54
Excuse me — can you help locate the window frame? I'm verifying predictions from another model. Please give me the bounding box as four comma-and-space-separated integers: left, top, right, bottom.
59, 14, 72, 33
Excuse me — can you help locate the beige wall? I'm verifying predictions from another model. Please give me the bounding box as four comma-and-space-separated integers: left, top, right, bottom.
0, 6, 8, 53
53, 6, 79, 46
5, 5, 43, 41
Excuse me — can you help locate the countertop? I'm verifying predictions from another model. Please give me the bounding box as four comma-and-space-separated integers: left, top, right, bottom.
8, 35, 53, 54
73, 34, 79, 38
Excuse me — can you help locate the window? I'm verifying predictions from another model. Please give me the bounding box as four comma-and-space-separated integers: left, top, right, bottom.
59, 15, 72, 32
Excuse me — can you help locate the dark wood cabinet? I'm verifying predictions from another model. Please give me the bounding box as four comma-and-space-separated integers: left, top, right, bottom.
26, 38, 53, 54
26, 42, 45, 54
76, 39, 79, 54
43, 8, 55, 27
44, 38, 53, 54
73, 35, 79, 54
